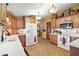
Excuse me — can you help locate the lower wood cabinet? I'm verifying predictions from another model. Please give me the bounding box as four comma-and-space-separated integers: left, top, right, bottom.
19, 35, 26, 48
50, 35, 57, 46
70, 46, 79, 56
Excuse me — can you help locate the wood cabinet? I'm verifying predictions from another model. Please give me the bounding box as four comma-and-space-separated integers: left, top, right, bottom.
6, 12, 25, 34
6, 12, 17, 29
52, 14, 79, 29
55, 15, 77, 28
56, 18, 60, 28
0, 3, 6, 24
17, 19, 25, 29
51, 18, 56, 29
25, 16, 36, 23
31, 16, 36, 23
1, 4, 6, 21
44, 5, 79, 29
70, 46, 79, 56
7, 12, 25, 29
19, 35, 26, 48
46, 22, 51, 40
50, 35, 57, 46
11, 16, 17, 29
9, 15, 17, 34
71, 14, 79, 28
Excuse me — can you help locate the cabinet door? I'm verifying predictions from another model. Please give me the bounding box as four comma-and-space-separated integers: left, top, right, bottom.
56, 18, 60, 28
25, 16, 36, 23
51, 18, 56, 29
70, 46, 79, 56
19, 35, 26, 47
2, 3, 6, 20
31, 16, 36, 23
50, 35, 57, 45
74, 14, 79, 28
17, 19, 25, 29
11, 16, 17, 29
0, 3, 6, 22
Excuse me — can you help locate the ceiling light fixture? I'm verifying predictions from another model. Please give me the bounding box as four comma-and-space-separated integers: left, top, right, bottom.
49, 4, 58, 14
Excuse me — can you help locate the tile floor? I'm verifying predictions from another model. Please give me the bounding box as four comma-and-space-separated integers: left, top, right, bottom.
25, 37, 70, 56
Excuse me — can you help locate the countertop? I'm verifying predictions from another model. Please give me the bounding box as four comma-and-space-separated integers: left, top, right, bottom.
0, 35, 26, 56
70, 39, 79, 48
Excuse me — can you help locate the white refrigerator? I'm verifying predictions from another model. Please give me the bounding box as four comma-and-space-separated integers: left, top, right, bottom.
25, 23, 37, 46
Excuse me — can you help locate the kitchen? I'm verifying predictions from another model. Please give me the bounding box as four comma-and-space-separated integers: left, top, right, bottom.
0, 3, 79, 56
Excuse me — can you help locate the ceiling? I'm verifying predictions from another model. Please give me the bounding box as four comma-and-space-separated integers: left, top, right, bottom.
7, 3, 79, 17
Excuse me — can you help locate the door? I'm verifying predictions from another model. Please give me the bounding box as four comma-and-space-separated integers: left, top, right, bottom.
46, 22, 51, 40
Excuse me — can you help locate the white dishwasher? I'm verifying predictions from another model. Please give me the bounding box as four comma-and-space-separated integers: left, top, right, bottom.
57, 35, 70, 51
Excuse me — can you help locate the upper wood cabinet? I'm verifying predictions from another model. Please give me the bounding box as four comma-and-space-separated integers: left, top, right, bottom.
72, 14, 79, 28
17, 18, 25, 29
25, 16, 36, 23
7, 12, 25, 29
11, 16, 17, 29
0, 3, 6, 23
55, 16, 72, 28
51, 18, 56, 29
7, 12, 17, 29
31, 16, 36, 23
55, 14, 79, 28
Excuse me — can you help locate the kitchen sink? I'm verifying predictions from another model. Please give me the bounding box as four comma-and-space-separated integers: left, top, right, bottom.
0, 35, 26, 56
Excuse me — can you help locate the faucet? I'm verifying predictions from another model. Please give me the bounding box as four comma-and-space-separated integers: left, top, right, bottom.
1, 29, 10, 42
